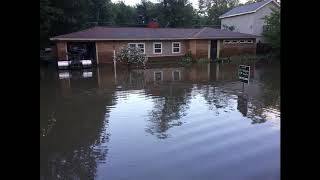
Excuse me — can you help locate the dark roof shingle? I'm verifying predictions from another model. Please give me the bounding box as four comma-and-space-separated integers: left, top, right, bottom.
50, 26, 257, 41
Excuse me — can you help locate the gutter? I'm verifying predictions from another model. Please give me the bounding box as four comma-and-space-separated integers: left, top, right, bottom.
50, 36, 258, 41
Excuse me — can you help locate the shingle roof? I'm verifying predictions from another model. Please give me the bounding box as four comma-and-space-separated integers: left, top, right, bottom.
50, 27, 257, 41
193, 27, 256, 39
219, 0, 279, 19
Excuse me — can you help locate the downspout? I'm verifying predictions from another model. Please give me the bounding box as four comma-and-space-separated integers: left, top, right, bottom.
95, 42, 99, 65
65, 42, 68, 60
217, 40, 221, 58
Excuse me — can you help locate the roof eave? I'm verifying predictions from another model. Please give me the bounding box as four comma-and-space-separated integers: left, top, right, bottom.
50, 38, 194, 41
50, 37, 257, 41
219, 11, 256, 19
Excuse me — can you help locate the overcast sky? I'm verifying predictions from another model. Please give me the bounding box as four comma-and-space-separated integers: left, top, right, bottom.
111, 0, 249, 9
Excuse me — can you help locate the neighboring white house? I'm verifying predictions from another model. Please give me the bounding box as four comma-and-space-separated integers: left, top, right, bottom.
219, 0, 280, 43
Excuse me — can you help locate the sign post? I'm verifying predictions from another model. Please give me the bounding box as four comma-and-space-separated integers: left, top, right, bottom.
238, 65, 250, 91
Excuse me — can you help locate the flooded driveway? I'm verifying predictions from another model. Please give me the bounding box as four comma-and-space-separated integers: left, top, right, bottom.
40, 63, 280, 180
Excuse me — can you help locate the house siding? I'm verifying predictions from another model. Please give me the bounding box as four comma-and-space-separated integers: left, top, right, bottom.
195, 40, 209, 59
96, 41, 114, 64
219, 39, 256, 57
186, 40, 208, 59
221, 13, 255, 34
96, 40, 187, 63
253, 2, 279, 42
145, 41, 186, 57
220, 1, 279, 43
56, 41, 68, 60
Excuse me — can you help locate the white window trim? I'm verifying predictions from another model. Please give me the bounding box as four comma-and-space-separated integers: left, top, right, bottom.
246, 40, 253, 43
232, 40, 239, 44
128, 43, 136, 47
154, 71, 163, 81
172, 42, 181, 54
128, 42, 145, 54
137, 43, 145, 54
239, 40, 246, 44
172, 70, 181, 81
153, 42, 162, 54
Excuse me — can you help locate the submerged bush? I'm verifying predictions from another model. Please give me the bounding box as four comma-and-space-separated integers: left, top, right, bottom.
227, 54, 259, 64
179, 51, 193, 65
180, 56, 192, 64
197, 58, 210, 64
116, 46, 147, 65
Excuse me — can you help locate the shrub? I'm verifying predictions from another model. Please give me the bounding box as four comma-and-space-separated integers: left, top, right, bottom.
116, 46, 147, 65
227, 54, 259, 64
179, 51, 193, 65
180, 56, 192, 64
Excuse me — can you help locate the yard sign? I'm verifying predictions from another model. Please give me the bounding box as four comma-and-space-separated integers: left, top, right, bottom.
238, 65, 250, 84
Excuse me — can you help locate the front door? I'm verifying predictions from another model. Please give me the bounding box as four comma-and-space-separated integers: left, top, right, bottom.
211, 40, 217, 62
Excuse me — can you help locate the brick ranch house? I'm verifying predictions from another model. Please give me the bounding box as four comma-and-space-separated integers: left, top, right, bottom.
50, 26, 257, 64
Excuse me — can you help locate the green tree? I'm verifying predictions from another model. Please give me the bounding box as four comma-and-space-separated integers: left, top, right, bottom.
40, 0, 113, 48
158, 0, 196, 27
40, 0, 65, 48
262, 8, 280, 51
135, 0, 164, 25
110, 2, 137, 25
198, 0, 240, 26
87, 0, 113, 26
244, 0, 264, 5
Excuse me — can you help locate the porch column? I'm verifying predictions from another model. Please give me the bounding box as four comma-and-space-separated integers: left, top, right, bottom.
217, 40, 221, 58
95, 42, 99, 65
208, 40, 211, 59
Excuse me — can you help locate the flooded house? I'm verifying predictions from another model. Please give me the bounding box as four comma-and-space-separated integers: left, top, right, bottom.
50, 27, 257, 64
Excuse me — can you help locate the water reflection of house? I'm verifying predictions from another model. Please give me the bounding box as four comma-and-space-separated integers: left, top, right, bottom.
57, 63, 259, 98
56, 64, 246, 96
57, 69, 100, 97
185, 63, 240, 82
143, 67, 185, 83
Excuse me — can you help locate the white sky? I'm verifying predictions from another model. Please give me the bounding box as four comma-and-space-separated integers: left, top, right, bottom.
111, 0, 249, 9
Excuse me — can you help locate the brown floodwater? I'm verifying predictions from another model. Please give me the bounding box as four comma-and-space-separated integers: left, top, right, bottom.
40, 62, 280, 180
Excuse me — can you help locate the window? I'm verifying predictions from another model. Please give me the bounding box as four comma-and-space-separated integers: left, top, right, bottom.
246, 40, 253, 43
137, 43, 145, 53
172, 42, 181, 53
154, 71, 163, 81
153, 42, 162, 54
239, 40, 245, 43
172, 70, 180, 81
128, 43, 136, 48
263, 25, 270, 33
128, 43, 145, 54
232, 40, 239, 43
223, 40, 230, 44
